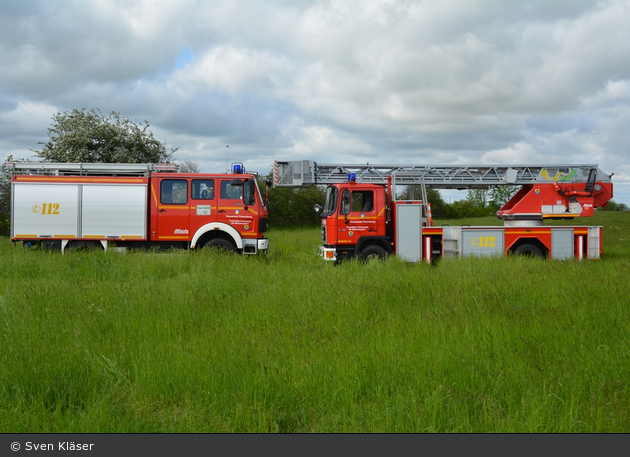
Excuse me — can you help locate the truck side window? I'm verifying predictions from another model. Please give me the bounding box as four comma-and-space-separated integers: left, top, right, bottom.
351, 191, 374, 212
192, 180, 214, 200
221, 180, 242, 200
161, 180, 188, 204
341, 190, 351, 215
243, 179, 256, 206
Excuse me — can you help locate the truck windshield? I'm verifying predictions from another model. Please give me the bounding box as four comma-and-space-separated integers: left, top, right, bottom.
322, 186, 338, 217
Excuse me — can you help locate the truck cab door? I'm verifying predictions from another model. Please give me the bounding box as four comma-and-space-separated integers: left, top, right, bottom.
218, 178, 255, 235
338, 188, 380, 244
189, 178, 216, 233
155, 178, 190, 241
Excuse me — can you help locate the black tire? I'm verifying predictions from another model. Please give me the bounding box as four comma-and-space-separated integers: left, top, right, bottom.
359, 244, 387, 262
203, 238, 235, 252
513, 243, 544, 258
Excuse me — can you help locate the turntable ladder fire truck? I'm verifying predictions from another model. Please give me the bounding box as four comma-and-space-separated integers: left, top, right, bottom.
8, 162, 269, 254
273, 161, 614, 262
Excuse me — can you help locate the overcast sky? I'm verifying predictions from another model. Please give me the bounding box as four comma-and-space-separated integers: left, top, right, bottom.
1, 0, 629, 203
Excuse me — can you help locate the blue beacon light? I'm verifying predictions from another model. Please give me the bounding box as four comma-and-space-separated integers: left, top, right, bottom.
348, 173, 356, 182
233, 163, 243, 174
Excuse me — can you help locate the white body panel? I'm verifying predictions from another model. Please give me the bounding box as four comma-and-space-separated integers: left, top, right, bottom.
396, 203, 423, 262
81, 185, 147, 238
12, 184, 79, 238
12, 182, 147, 240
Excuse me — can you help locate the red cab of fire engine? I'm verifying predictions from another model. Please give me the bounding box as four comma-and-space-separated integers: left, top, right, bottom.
149, 162, 269, 253
317, 173, 388, 261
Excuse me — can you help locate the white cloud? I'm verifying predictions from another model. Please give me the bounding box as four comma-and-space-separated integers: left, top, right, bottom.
481, 142, 544, 164
290, 125, 373, 158
0, 99, 58, 158
0, 100, 55, 132
173, 46, 295, 98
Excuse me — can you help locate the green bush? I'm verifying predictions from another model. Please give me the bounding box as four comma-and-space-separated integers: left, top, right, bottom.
265, 185, 325, 227
597, 200, 629, 211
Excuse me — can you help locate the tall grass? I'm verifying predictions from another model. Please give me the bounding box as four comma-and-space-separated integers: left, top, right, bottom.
0, 212, 629, 432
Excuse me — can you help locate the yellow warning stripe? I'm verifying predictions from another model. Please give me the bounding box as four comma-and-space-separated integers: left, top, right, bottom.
83, 235, 146, 239
15, 233, 76, 240
151, 184, 158, 207
543, 214, 579, 218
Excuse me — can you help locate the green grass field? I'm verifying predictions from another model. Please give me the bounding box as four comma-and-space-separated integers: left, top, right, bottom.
1, 212, 629, 432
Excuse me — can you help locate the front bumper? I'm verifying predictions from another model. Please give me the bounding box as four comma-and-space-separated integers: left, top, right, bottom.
243, 238, 269, 254
318, 245, 337, 261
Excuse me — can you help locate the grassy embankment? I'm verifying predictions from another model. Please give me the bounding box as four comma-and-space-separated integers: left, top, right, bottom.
0, 212, 629, 432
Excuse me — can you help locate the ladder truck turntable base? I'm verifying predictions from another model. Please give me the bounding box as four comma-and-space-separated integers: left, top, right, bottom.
7, 162, 270, 255
273, 161, 614, 263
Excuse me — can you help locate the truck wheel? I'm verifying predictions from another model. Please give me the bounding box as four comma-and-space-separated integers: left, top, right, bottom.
513, 243, 544, 258
203, 238, 234, 252
359, 245, 387, 262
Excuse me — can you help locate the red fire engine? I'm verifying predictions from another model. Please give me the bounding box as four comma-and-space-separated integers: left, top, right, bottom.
8, 162, 270, 254
273, 161, 614, 262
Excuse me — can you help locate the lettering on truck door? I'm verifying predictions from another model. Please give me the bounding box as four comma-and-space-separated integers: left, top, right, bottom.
338, 189, 378, 244
156, 178, 190, 241
219, 179, 255, 235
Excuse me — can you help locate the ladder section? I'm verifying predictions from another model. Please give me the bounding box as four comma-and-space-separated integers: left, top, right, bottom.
273, 161, 611, 188
6, 162, 179, 177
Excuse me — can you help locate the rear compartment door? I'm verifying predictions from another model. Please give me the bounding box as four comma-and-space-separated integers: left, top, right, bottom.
461, 228, 505, 257
82, 184, 147, 239
12, 183, 79, 238
396, 203, 423, 262
551, 228, 574, 260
